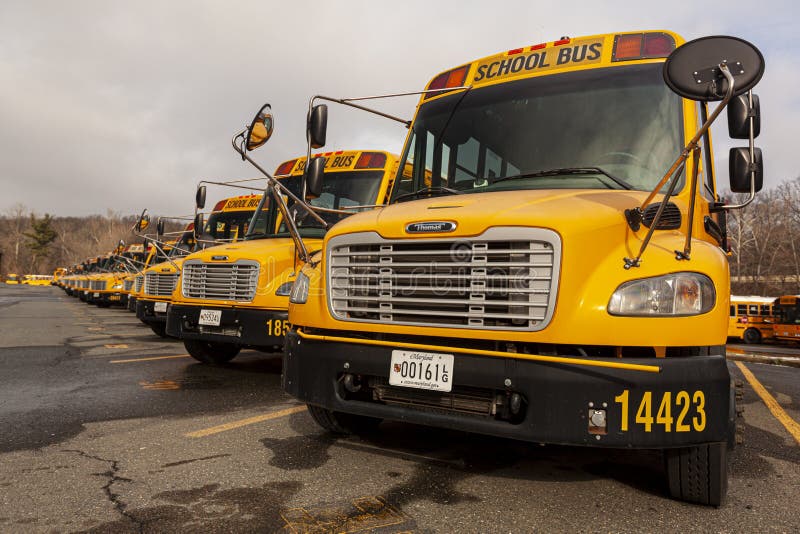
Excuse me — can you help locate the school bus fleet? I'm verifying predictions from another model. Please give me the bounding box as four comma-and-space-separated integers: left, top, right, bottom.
42, 29, 770, 508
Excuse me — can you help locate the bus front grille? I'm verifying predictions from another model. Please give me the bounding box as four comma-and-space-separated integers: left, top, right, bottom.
181, 260, 259, 302
134, 276, 143, 292
123, 279, 134, 291
327, 228, 560, 331
144, 273, 178, 297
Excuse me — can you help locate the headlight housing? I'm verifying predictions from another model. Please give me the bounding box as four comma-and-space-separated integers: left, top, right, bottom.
608, 273, 715, 316
112, 283, 123, 289
289, 272, 310, 304
275, 281, 293, 297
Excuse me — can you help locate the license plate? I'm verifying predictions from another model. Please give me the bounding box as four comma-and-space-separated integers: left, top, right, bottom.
153, 301, 168, 313
389, 350, 453, 392
93, 292, 100, 297
110, 295, 120, 301
198, 309, 222, 326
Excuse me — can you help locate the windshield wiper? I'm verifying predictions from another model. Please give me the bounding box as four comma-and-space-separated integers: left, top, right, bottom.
494, 167, 633, 190
394, 186, 464, 203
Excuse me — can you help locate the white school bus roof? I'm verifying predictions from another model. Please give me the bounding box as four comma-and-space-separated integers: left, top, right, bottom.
421, 30, 685, 101
274, 150, 397, 177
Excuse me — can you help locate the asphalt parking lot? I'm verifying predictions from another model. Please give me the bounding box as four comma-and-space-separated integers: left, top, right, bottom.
1, 285, 799, 532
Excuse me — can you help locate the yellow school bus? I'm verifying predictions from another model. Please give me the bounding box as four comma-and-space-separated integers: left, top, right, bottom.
166, 150, 398, 363
5, 273, 21, 284
727, 295, 775, 344
136, 195, 262, 336
283, 31, 765, 505
771, 295, 800, 341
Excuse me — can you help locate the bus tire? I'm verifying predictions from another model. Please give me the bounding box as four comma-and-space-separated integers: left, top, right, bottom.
149, 323, 168, 338
664, 442, 727, 506
743, 328, 761, 344
306, 405, 382, 435
183, 339, 240, 364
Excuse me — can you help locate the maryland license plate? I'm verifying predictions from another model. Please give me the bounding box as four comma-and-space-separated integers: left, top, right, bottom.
389, 350, 453, 392
198, 309, 222, 326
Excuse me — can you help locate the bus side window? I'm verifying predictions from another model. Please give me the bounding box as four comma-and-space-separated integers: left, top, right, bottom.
737, 304, 747, 315
730, 305, 735, 317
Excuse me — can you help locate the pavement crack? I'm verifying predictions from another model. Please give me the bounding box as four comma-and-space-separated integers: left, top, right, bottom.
63, 449, 142, 532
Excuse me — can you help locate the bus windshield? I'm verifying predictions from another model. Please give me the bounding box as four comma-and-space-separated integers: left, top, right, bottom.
391, 63, 684, 201
204, 209, 260, 241
245, 171, 385, 239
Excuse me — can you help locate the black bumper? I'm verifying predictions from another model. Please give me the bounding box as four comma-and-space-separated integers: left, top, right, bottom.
127, 296, 137, 312
284, 331, 732, 449
136, 299, 168, 325
94, 292, 128, 306
166, 304, 288, 349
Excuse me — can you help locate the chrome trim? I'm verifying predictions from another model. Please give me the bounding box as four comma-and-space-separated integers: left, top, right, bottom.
144, 272, 179, 297
180, 259, 260, 302
326, 227, 561, 331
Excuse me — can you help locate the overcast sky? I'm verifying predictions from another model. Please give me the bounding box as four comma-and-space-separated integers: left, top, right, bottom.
1, 0, 796, 216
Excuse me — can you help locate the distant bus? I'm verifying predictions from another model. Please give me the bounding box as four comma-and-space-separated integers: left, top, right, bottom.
727, 295, 775, 344
771, 295, 800, 342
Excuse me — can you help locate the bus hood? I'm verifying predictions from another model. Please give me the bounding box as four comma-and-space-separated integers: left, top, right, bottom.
327, 189, 657, 240
184, 237, 304, 264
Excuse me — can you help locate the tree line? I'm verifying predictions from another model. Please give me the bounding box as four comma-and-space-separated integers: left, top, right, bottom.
0, 205, 181, 277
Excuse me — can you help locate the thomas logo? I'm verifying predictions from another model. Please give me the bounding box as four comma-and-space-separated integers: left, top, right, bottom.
405, 221, 457, 233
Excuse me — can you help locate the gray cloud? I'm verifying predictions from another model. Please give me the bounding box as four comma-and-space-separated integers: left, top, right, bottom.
0, 0, 796, 215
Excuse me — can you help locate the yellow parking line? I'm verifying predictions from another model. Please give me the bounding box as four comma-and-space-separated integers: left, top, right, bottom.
186, 405, 307, 438
735, 361, 800, 446
109, 354, 191, 364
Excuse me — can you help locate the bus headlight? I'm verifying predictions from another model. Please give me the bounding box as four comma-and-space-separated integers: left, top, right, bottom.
289, 272, 310, 304
608, 273, 715, 316
112, 283, 123, 289
275, 282, 293, 296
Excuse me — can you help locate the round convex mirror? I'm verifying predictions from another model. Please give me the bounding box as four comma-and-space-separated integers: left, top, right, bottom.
663, 36, 764, 101
246, 103, 274, 151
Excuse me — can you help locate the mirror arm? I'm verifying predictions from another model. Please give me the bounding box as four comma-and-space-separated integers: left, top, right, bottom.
677, 146, 702, 261
236, 145, 329, 228
718, 90, 758, 210
309, 94, 411, 127
268, 182, 310, 264
638, 63, 736, 212
144, 239, 182, 271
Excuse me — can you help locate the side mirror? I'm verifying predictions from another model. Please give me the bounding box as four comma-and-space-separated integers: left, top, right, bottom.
729, 147, 763, 193
157, 218, 165, 237
663, 36, 764, 102
306, 157, 326, 199
246, 103, 274, 151
308, 104, 328, 149
194, 213, 204, 238
134, 209, 150, 232
196, 185, 207, 209
727, 93, 760, 139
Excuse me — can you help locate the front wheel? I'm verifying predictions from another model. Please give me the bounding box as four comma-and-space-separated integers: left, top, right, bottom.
183, 339, 240, 364
664, 442, 728, 506
307, 405, 382, 435
149, 323, 168, 338
743, 328, 762, 344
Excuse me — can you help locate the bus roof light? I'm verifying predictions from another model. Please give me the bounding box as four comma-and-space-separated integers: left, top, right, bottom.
554, 37, 571, 46
613, 32, 676, 61
275, 159, 297, 176
613, 34, 643, 61
424, 65, 470, 99
212, 199, 226, 212
355, 152, 387, 169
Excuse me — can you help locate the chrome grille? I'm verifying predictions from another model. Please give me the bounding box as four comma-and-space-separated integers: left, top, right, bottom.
327, 228, 561, 331
181, 260, 259, 302
123, 279, 134, 291
134, 276, 143, 292
144, 272, 178, 297
80, 280, 90, 289
90, 280, 107, 291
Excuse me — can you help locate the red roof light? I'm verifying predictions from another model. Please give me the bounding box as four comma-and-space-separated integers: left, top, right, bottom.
274, 159, 297, 176
425, 65, 470, 99
355, 152, 387, 169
